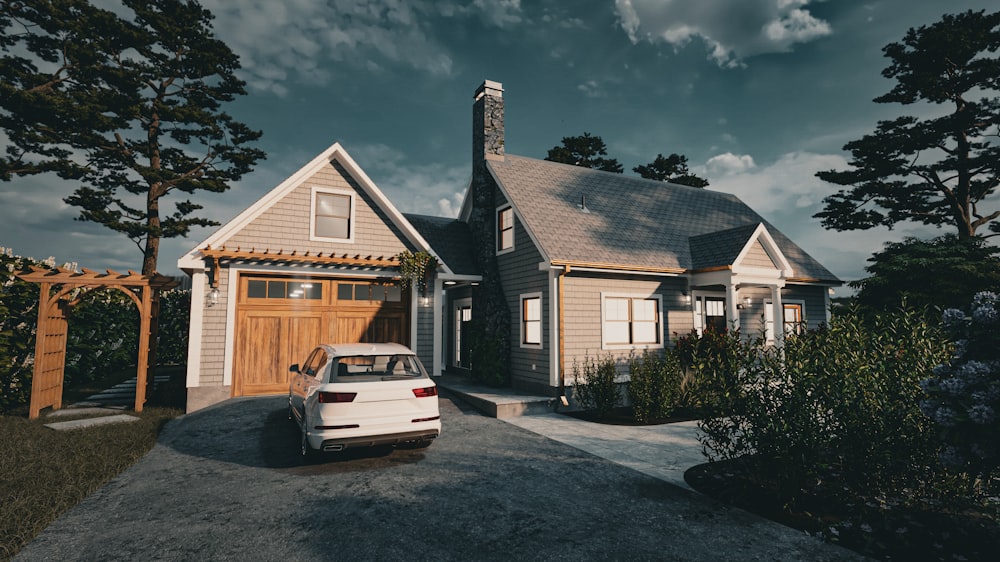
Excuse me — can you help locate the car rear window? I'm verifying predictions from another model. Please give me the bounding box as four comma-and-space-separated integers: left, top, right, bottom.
332, 355, 427, 381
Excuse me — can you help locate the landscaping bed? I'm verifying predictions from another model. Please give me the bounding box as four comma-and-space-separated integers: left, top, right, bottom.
685, 458, 1000, 562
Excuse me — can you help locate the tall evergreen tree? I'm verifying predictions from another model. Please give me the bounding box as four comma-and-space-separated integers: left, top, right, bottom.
634, 153, 709, 187
545, 132, 623, 173
815, 10, 1000, 239
0, 0, 265, 274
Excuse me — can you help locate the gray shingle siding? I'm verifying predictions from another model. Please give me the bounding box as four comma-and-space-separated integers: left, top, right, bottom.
562, 274, 691, 380
498, 209, 549, 389
226, 161, 411, 257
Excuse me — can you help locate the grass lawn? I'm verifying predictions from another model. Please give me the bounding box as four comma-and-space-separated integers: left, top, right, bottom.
0, 366, 185, 560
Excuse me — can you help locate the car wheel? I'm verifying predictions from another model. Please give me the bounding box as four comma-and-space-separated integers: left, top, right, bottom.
300, 428, 312, 458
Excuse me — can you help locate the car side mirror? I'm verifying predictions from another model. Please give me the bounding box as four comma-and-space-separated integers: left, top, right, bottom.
289, 364, 300, 373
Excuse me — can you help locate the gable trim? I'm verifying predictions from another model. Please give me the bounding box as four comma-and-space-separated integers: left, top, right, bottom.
178, 142, 448, 274
732, 224, 793, 277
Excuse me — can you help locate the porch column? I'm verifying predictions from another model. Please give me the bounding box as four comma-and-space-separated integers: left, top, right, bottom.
726, 283, 740, 331
770, 286, 784, 345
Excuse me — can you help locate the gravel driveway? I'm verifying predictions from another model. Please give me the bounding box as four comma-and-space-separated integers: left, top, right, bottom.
15, 393, 864, 561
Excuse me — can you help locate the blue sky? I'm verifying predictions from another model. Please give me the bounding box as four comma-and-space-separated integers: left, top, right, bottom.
1, 0, 993, 294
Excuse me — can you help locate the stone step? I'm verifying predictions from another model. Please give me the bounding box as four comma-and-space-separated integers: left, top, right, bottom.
44, 414, 140, 431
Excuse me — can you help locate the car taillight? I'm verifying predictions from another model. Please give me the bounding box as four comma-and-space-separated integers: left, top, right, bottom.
412, 386, 437, 398
318, 391, 357, 403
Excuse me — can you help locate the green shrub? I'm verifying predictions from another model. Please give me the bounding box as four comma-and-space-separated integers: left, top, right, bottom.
699, 306, 951, 500
572, 354, 621, 417
627, 351, 683, 423
65, 291, 140, 386
156, 289, 190, 365
673, 327, 751, 413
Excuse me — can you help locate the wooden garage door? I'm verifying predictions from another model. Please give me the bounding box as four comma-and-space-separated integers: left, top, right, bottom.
233, 275, 409, 397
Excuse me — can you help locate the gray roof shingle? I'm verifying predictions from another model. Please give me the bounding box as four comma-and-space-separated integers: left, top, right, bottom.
488, 155, 839, 282
403, 213, 479, 276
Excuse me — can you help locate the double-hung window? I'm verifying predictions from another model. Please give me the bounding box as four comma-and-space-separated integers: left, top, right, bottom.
311, 187, 354, 242
497, 206, 514, 253
520, 293, 542, 348
602, 294, 662, 349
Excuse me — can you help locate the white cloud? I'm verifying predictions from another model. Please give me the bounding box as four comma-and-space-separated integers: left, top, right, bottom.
201, 0, 522, 95
350, 143, 469, 218
703, 151, 841, 213
613, 0, 832, 67
697, 150, 951, 289
704, 152, 756, 176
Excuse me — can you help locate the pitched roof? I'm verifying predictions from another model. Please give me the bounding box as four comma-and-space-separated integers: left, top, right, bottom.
688, 223, 762, 270
488, 155, 839, 283
403, 213, 479, 276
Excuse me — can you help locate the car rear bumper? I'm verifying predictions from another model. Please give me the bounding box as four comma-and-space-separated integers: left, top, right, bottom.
315, 428, 440, 451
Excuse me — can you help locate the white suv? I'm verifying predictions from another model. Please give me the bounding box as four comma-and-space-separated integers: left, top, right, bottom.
288, 343, 441, 457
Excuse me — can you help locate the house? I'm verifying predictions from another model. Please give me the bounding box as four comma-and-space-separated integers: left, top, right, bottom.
178, 80, 840, 412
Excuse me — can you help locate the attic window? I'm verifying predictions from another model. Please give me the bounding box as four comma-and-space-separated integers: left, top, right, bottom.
311, 187, 354, 243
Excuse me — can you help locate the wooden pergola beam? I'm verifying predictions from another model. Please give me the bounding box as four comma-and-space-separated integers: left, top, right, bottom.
199, 245, 401, 269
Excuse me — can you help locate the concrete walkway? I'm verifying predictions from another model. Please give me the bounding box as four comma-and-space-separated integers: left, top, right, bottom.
436, 374, 707, 492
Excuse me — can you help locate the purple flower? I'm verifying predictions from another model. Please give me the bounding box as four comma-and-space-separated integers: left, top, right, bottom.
934, 407, 958, 427
941, 308, 966, 329
972, 305, 999, 325
940, 446, 964, 468
939, 377, 967, 395
973, 291, 998, 307
968, 404, 995, 425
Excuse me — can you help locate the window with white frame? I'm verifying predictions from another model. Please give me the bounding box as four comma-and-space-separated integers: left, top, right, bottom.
520, 293, 542, 348
497, 206, 514, 253
311, 188, 354, 242
693, 294, 728, 335
764, 300, 806, 342
602, 294, 662, 348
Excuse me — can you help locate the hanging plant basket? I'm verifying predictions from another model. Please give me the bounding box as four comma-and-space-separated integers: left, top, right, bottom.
395, 250, 437, 291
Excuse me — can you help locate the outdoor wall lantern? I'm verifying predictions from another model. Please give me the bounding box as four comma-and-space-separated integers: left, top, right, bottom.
738, 295, 752, 309
681, 291, 691, 305
207, 287, 220, 307
419, 296, 431, 307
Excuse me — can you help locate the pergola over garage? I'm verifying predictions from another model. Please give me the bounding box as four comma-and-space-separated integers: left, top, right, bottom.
17, 266, 179, 419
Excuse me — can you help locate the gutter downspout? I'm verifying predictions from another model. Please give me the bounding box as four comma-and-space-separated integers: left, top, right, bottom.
557, 265, 570, 406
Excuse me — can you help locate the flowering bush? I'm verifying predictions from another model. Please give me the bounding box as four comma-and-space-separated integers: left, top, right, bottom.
920, 292, 1000, 484
0, 247, 57, 412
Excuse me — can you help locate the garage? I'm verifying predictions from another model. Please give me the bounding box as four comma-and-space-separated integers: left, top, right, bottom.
232, 273, 410, 397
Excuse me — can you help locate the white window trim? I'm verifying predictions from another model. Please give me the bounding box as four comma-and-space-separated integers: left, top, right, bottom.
600, 292, 664, 351
496, 205, 515, 255
519, 292, 543, 349
764, 299, 806, 343
692, 290, 726, 336
453, 297, 472, 366
309, 186, 356, 243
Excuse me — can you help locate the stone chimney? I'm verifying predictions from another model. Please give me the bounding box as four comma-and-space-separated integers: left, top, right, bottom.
468, 80, 511, 386
472, 80, 504, 172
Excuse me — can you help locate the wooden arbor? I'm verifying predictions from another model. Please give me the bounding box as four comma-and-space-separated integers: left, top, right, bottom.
17, 266, 180, 419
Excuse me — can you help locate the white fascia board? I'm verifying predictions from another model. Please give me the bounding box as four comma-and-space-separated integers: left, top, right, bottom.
486, 161, 551, 264
732, 224, 794, 277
